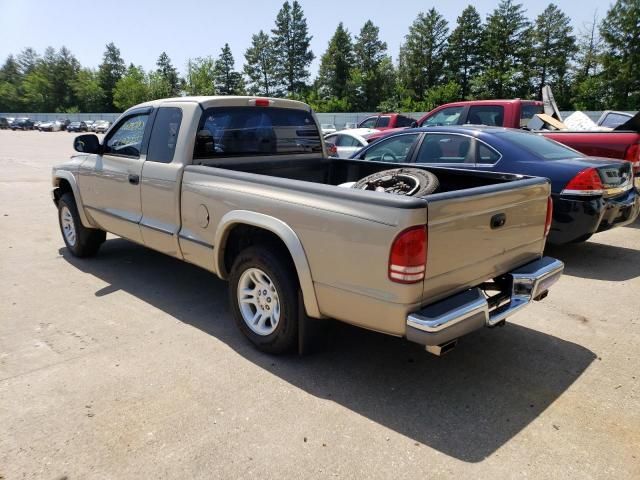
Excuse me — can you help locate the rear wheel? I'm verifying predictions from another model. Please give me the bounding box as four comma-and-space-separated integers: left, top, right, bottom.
58, 193, 105, 257
569, 233, 593, 244
228, 246, 298, 354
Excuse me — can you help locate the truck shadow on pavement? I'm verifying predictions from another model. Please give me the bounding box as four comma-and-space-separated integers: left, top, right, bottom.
546, 241, 640, 282
60, 239, 596, 463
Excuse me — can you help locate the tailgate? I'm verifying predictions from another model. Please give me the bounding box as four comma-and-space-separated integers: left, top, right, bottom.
422, 179, 550, 303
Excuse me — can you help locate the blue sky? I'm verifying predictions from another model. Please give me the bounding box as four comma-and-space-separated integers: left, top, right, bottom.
0, 0, 606, 76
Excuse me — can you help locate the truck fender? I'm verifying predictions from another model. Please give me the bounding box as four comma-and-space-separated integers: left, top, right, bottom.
52, 171, 94, 228
214, 210, 322, 319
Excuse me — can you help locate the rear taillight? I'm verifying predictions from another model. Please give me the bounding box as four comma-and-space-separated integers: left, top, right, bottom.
249, 98, 273, 107
561, 168, 604, 195
389, 226, 427, 284
624, 143, 640, 177
544, 197, 553, 237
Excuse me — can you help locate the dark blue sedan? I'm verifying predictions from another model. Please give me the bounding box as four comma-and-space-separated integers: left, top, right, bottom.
350, 126, 639, 245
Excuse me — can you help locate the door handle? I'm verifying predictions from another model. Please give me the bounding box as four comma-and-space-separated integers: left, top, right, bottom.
128, 174, 140, 185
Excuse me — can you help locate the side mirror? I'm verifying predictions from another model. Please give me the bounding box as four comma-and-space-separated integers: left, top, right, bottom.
74, 134, 101, 154
410, 121, 418, 128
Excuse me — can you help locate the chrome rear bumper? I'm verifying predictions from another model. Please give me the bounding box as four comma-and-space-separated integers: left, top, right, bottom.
406, 257, 564, 347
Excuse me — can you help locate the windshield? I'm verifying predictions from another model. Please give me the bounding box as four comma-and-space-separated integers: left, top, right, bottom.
495, 130, 584, 160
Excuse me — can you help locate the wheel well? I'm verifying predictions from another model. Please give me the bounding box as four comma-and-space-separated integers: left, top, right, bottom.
222, 225, 296, 277
53, 178, 72, 204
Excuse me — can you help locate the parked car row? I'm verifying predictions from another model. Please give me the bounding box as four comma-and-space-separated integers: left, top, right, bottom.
0, 117, 111, 133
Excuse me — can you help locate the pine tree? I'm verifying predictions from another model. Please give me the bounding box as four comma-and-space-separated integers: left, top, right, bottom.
475, 0, 532, 98
531, 4, 576, 107
398, 9, 449, 104
244, 31, 277, 95
351, 20, 395, 111
316, 23, 354, 101
446, 6, 483, 99
571, 13, 607, 109
72, 69, 105, 112
98, 43, 126, 112
16, 48, 40, 76
214, 44, 245, 95
0, 55, 22, 111
271, 1, 314, 96
600, 0, 640, 109
155, 52, 180, 97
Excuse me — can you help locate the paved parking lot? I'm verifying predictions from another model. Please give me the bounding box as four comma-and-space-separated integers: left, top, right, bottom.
1, 130, 639, 479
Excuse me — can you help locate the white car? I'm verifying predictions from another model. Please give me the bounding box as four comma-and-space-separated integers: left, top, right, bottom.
320, 123, 337, 135
324, 128, 380, 158
39, 121, 63, 132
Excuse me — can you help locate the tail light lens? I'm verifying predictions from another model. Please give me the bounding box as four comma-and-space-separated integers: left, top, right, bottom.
544, 197, 553, 237
389, 226, 427, 284
625, 144, 640, 180
561, 168, 604, 195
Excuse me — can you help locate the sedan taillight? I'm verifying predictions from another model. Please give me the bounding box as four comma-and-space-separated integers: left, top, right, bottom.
561, 168, 604, 196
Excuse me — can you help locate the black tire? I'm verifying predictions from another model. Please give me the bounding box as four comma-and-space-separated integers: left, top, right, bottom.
228, 246, 299, 354
58, 192, 106, 257
352, 168, 439, 197
569, 233, 593, 244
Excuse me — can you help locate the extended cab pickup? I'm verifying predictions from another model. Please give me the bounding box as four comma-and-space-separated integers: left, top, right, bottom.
52, 96, 563, 355
358, 113, 416, 130
367, 100, 640, 173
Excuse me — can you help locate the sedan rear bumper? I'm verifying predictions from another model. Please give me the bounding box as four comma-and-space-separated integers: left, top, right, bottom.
406, 257, 564, 348
549, 189, 640, 244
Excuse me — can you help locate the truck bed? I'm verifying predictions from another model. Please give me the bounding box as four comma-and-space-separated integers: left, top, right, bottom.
184, 156, 549, 331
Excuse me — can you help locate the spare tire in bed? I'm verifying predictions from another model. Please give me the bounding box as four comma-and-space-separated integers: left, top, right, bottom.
352, 168, 439, 197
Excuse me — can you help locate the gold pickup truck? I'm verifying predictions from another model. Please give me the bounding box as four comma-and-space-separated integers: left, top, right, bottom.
52, 96, 563, 355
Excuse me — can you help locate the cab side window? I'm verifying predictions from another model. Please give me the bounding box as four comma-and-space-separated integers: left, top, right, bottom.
423, 107, 463, 126
104, 113, 149, 158
359, 117, 377, 128
147, 107, 183, 163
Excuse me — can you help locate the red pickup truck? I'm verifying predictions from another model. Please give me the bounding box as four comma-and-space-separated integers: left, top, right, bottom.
367, 99, 640, 173
357, 113, 416, 130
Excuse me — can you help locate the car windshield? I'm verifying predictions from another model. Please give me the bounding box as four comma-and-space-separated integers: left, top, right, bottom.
494, 130, 584, 160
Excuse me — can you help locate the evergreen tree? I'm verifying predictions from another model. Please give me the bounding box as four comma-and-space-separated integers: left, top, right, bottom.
244, 31, 277, 96
351, 20, 395, 111
16, 48, 40, 76
271, 1, 314, 96
446, 6, 483, 99
316, 23, 354, 101
214, 44, 245, 95
113, 64, 149, 110
155, 52, 180, 97
474, 0, 532, 98
0, 55, 22, 111
398, 9, 449, 105
531, 4, 576, 107
185, 57, 216, 96
98, 43, 126, 112
600, 0, 640, 109
50, 46, 81, 111
571, 13, 607, 109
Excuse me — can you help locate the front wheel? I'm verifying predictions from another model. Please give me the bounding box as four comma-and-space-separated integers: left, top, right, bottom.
228, 246, 299, 354
58, 192, 106, 257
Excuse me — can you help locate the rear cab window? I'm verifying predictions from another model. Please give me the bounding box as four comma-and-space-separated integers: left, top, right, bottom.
194, 107, 321, 159
466, 106, 504, 126
520, 104, 544, 127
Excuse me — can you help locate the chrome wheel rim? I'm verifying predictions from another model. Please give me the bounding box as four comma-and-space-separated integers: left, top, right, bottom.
237, 268, 280, 336
60, 206, 76, 246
